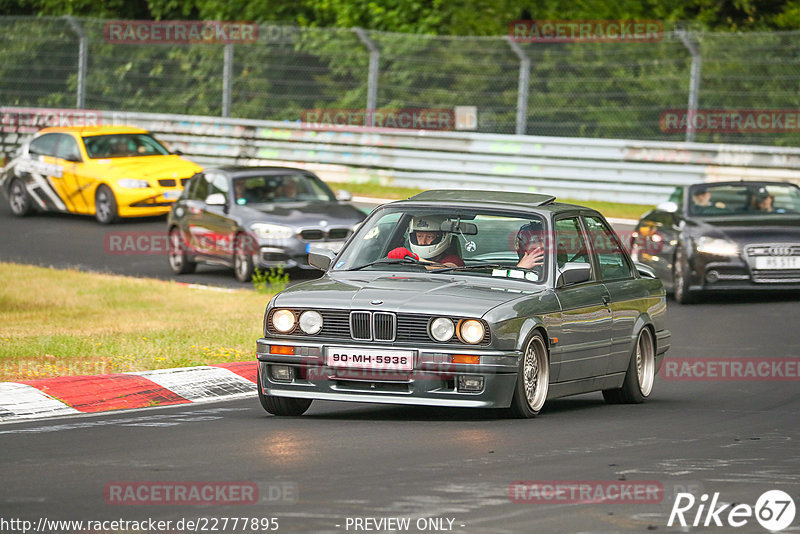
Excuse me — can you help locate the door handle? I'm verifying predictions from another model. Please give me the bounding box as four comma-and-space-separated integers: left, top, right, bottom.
602, 295, 610, 306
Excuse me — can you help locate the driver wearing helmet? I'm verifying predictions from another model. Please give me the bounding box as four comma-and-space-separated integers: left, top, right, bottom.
388, 215, 464, 267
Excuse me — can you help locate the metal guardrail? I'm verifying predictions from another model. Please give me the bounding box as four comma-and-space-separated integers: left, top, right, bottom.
4, 107, 800, 205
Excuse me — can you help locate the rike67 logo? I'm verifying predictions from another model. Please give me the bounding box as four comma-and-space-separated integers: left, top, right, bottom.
669, 490, 795, 531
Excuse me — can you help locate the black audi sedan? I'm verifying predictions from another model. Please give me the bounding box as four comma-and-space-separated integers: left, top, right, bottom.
630, 181, 800, 303
167, 166, 366, 281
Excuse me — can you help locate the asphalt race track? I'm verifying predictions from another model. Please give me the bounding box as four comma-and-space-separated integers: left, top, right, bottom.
2, 200, 800, 532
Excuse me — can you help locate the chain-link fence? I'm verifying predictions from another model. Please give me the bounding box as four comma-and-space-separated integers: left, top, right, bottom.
2, 16, 800, 146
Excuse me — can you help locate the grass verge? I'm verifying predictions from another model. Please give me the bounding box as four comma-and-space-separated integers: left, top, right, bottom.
328, 182, 653, 220
0, 262, 270, 382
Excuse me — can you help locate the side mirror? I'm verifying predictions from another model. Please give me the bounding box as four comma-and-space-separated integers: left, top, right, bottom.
634, 262, 657, 279
336, 189, 352, 201
557, 262, 592, 286
205, 193, 226, 206
657, 201, 679, 213
62, 154, 82, 163
308, 248, 336, 270
172, 149, 184, 156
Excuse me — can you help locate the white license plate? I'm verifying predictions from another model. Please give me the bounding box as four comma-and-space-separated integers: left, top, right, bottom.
326, 347, 414, 371
308, 242, 344, 253
755, 256, 800, 270
163, 190, 182, 200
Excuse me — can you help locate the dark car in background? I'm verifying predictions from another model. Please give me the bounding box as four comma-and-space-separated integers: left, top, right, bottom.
167, 166, 366, 281
256, 190, 670, 418
630, 181, 800, 303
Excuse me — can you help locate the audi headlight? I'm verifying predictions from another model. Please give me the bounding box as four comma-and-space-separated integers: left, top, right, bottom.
298, 310, 323, 335
430, 317, 455, 342
272, 309, 296, 333
696, 236, 738, 256
459, 319, 485, 344
117, 178, 150, 189
251, 223, 294, 240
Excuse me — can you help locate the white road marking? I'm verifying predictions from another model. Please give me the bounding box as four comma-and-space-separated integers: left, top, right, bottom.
0, 383, 79, 421
132, 366, 255, 402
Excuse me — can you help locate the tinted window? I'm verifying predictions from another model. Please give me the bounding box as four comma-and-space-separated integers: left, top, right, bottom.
29, 133, 59, 157
82, 133, 170, 158
54, 135, 81, 161
231, 173, 335, 205
554, 217, 592, 272
584, 215, 633, 280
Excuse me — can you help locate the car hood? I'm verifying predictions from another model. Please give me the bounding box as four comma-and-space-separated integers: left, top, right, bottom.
92, 155, 201, 180
688, 215, 800, 243
273, 273, 545, 317
238, 201, 365, 227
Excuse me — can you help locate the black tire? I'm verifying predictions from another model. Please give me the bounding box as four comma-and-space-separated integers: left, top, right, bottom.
168, 227, 196, 275
506, 332, 549, 418
673, 246, 696, 304
603, 327, 656, 404
233, 233, 255, 282
95, 184, 119, 224
8, 178, 33, 216
257, 367, 312, 416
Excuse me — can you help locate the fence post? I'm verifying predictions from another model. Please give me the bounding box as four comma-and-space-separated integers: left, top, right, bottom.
65, 16, 88, 109
677, 29, 702, 143
222, 44, 234, 118
506, 36, 530, 136
354, 28, 379, 127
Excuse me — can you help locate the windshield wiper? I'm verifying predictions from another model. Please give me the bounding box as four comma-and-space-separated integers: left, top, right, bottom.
428, 263, 504, 273
349, 257, 423, 271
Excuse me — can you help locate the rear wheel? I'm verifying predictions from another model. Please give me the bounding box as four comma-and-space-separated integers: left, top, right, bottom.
257, 367, 312, 416
506, 332, 549, 418
168, 227, 196, 274
95, 185, 119, 224
234, 233, 255, 282
8, 179, 32, 216
603, 327, 656, 404
673, 246, 696, 304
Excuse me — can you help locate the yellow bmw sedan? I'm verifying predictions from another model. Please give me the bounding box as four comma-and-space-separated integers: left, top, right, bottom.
0, 125, 202, 223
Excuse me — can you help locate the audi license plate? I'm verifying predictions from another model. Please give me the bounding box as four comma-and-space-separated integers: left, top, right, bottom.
755, 256, 800, 270
326, 347, 414, 371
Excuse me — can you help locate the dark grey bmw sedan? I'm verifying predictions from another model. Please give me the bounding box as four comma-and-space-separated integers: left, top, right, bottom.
167, 166, 366, 281
256, 190, 671, 418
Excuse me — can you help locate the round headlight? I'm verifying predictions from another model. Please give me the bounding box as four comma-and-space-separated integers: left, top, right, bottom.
272, 309, 296, 333
299, 310, 323, 335
430, 317, 455, 342
459, 319, 485, 344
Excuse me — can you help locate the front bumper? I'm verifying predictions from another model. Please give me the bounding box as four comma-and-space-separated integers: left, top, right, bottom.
116, 187, 182, 218
253, 242, 346, 270
256, 338, 520, 408
689, 254, 800, 292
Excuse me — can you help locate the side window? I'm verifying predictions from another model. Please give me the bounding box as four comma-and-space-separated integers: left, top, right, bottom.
28, 133, 59, 157
584, 215, 633, 280
188, 173, 209, 200
555, 217, 592, 271
54, 135, 81, 161
207, 173, 229, 197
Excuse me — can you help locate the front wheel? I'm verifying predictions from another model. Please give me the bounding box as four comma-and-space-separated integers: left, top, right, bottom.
8, 179, 33, 216
603, 327, 656, 404
506, 332, 549, 418
233, 233, 255, 282
168, 227, 196, 274
257, 367, 312, 416
95, 184, 119, 224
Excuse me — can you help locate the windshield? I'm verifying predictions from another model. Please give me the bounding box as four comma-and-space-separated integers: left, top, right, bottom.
232, 173, 335, 205
83, 133, 171, 158
333, 207, 548, 283
687, 183, 800, 216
